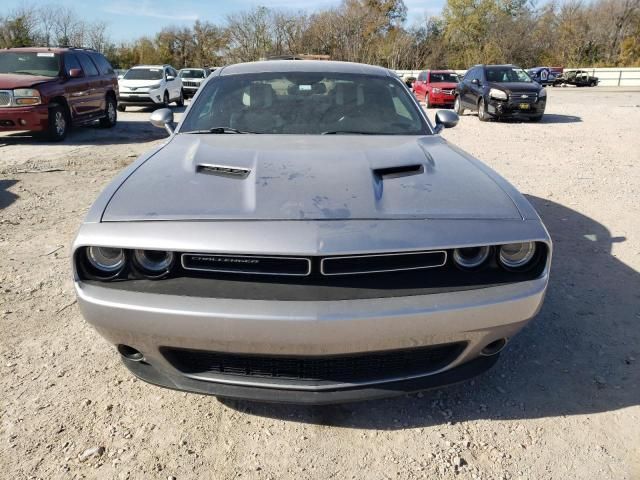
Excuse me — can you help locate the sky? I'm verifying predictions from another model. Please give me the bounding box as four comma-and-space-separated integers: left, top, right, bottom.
4, 0, 443, 42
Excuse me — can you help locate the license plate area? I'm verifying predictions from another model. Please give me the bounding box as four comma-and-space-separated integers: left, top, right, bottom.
519, 103, 530, 110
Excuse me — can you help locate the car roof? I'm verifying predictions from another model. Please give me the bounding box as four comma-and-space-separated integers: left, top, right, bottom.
476, 64, 520, 69
1, 47, 95, 54
219, 60, 391, 77
131, 65, 170, 69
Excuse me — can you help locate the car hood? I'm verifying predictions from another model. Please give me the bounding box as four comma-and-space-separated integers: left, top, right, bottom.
486, 82, 541, 93
0, 73, 53, 89
102, 135, 522, 222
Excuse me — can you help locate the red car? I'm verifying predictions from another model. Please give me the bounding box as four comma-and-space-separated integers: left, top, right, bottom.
413, 70, 460, 108
0, 47, 118, 141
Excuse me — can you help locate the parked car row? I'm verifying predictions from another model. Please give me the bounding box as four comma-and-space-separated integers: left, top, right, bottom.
411, 64, 547, 122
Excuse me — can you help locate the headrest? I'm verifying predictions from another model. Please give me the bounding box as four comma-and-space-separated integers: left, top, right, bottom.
249, 83, 274, 108
335, 83, 362, 105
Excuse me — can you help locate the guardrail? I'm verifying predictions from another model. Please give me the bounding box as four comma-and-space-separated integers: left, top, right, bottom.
395, 68, 640, 86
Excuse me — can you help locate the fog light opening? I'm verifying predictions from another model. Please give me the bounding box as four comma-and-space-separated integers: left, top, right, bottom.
117, 344, 144, 361
481, 338, 507, 356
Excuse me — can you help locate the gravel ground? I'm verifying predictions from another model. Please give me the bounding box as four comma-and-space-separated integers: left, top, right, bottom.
1, 89, 639, 480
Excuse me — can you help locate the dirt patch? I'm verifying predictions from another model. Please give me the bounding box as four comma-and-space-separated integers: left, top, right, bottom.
1, 93, 639, 479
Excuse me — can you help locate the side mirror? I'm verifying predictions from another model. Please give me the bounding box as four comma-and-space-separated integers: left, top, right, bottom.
117, 74, 124, 80
166, 75, 175, 81
69, 68, 83, 78
434, 110, 459, 133
150, 108, 175, 135
471, 78, 480, 86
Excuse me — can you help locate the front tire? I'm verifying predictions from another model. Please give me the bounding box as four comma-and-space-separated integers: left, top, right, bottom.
46, 105, 69, 142
454, 96, 464, 115
530, 114, 543, 122
478, 97, 489, 122
163, 91, 170, 108
99, 96, 117, 128
424, 92, 431, 109
176, 89, 185, 107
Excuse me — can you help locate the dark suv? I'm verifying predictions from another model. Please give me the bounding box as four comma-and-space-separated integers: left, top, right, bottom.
0, 47, 118, 141
455, 64, 546, 122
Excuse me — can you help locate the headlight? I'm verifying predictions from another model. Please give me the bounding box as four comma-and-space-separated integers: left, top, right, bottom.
432, 87, 442, 93
86, 246, 126, 275
489, 88, 508, 100
13, 88, 41, 106
147, 83, 162, 89
539, 88, 547, 98
133, 250, 175, 277
499, 242, 537, 270
453, 246, 491, 269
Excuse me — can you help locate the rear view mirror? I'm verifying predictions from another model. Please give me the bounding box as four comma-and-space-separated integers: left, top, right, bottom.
150, 108, 175, 135
434, 110, 459, 133
69, 68, 83, 78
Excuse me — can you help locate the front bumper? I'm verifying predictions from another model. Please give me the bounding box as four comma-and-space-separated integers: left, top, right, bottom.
0, 105, 49, 132
429, 92, 456, 105
118, 89, 163, 106
488, 98, 546, 118
75, 274, 548, 403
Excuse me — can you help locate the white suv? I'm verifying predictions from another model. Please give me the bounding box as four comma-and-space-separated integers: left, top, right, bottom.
117, 65, 183, 111
178, 68, 211, 98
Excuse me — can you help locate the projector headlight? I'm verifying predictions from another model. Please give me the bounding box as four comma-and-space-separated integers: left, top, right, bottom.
85, 246, 126, 276
453, 246, 491, 269
499, 242, 537, 270
132, 250, 175, 277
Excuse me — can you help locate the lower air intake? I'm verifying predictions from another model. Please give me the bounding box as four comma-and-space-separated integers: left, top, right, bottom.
160, 342, 466, 385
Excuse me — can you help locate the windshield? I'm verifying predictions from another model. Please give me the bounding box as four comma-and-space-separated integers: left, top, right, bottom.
0, 52, 60, 77
180, 69, 205, 78
430, 72, 459, 83
485, 67, 532, 83
180, 72, 428, 135
123, 68, 163, 80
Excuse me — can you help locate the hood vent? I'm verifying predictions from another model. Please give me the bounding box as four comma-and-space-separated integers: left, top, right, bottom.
196, 163, 251, 179
373, 164, 424, 180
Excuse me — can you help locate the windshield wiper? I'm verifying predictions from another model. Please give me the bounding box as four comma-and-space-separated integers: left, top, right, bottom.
13, 71, 40, 76
321, 130, 378, 135
186, 126, 257, 134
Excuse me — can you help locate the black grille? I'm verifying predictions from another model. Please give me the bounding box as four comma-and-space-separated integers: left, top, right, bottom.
160, 343, 466, 384
321, 251, 446, 275
181, 253, 311, 276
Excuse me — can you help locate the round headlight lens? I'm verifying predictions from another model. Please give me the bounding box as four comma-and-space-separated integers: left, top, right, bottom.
499, 242, 537, 269
453, 246, 490, 269
86, 246, 126, 273
133, 250, 174, 276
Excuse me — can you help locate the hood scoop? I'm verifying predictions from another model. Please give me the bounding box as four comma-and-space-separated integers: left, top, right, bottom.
196, 163, 251, 179
373, 164, 424, 180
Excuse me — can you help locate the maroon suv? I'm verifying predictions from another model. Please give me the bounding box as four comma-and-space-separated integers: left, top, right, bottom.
0, 47, 118, 141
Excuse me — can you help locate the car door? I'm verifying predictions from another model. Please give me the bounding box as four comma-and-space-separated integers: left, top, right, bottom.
468, 67, 485, 106
90, 52, 115, 109
459, 68, 477, 107
62, 53, 90, 117
414, 72, 427, 99
166, 67, 179, 100
75, 52, 102, 115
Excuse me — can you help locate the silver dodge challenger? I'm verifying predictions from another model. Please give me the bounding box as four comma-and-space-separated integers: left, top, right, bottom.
72, 61, 552, 404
